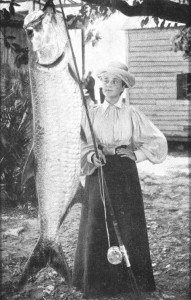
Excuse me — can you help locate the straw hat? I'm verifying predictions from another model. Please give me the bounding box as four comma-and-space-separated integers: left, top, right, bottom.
97, 61, 135, 88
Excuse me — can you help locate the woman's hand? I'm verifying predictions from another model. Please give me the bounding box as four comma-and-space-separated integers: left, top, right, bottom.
91, 152, 106, 167
116, 148, 136, 161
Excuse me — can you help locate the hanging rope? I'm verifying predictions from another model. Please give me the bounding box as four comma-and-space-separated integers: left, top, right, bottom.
43, 1, 142, 298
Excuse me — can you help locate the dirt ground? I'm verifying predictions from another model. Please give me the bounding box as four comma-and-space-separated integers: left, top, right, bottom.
1, 151, 190, 300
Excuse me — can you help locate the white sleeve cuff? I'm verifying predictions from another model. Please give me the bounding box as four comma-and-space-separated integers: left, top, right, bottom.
87, 151, 95, 163
134, 149, 147, 163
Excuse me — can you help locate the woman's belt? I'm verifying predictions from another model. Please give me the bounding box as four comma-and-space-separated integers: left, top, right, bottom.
98, 144, 128, 156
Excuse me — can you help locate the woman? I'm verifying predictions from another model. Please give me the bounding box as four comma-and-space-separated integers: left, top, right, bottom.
73, 61, 168, 298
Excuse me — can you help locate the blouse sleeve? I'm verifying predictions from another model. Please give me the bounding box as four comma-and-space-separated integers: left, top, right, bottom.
130, 107, 168, 164
81, 107, 97, 176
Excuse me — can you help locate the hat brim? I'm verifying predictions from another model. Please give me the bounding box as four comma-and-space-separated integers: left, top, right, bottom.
97, 66, 135, 88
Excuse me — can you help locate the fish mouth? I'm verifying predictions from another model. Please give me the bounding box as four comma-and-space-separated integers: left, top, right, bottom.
37, 51, 65, 68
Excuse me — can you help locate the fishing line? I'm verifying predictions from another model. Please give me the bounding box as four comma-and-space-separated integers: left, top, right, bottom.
98, 163, 111, 248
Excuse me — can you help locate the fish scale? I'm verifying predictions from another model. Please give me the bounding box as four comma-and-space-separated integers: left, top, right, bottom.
19, 7, 82, 288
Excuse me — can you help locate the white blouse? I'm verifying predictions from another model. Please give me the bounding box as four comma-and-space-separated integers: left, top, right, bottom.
81, 97, 168, 176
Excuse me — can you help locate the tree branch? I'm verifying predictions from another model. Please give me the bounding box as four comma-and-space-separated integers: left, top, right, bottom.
83, 0, 191, 25
0, 19, 23, 28
1, 0, 191, 28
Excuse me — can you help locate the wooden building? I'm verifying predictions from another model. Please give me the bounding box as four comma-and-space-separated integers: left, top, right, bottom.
126, 27, 191, 142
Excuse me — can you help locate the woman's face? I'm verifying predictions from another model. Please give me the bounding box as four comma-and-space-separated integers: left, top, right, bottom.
102, 74, 125, 103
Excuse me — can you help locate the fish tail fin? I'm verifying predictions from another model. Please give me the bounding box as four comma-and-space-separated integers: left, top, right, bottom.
49, 241, 71, 284
18, 238, 71, 289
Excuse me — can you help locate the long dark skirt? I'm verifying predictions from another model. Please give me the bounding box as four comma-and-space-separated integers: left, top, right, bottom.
72, 155, 156, 298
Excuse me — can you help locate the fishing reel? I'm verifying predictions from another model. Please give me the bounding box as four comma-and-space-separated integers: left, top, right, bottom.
107, 246, 123, 265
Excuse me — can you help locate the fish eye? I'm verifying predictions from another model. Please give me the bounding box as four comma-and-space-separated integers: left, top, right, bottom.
26, 28, 34, 38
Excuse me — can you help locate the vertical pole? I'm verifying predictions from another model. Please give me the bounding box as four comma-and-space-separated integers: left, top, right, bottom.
81, 28, 85, 77
33, 0, 35, 11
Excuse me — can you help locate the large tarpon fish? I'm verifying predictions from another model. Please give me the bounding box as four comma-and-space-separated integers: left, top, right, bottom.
19, 7, 82, 287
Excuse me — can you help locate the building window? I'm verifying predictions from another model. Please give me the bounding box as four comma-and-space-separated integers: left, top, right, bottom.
177, 73, 191, 100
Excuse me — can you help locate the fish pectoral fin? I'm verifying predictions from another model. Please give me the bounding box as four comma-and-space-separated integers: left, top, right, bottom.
68, 63, 79, 85
21, 147, 36, 187
18, 238, 71, 289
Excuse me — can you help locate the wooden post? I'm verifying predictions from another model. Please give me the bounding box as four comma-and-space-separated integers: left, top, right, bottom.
81, 28, 85, 77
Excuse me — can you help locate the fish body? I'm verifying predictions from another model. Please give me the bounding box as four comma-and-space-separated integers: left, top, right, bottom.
19, 7, 82, 287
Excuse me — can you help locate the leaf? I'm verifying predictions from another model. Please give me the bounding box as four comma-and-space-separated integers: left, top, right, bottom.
160, 19, 165, 28
85, 30, 94, 43
14, 51, 29, 68
153, 16, 159, 27
133, 0, 140, 6
4, 39, 10, 49
2, 8, 10, 20
11, 43, 23, 53
144, 16, 149, 25
140, 17, 149, 28
141, 19, 145, 28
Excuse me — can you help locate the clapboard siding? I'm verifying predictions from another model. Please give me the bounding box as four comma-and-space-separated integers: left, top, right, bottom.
128, 29, 179, 41
134, 104, 190, 111
130, 45, 173, 52
130, 61, 189, 67
135, 77, 175, 82
134, 82, 176, 88
131, 93, 177, 99
152, 116, 190, 121
132, 86, 176, 92
130, 51, 183, 58
127, 28, 191, 141
130, 66, 190, 73
134, 72, 176, 77
130, 56, 185, 62
130, 39, 171, 47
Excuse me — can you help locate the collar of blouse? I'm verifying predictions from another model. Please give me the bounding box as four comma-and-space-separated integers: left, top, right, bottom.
102, 95, 124, 112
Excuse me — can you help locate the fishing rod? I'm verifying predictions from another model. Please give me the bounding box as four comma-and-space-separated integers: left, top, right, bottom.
44, 1, 142, 298
57, 2, 142, 299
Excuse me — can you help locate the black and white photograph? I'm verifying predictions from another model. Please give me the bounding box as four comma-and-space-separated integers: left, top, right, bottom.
0, 1, 190, 299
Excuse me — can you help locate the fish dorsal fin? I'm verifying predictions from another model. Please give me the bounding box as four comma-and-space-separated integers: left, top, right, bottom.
21, 147, 36, 188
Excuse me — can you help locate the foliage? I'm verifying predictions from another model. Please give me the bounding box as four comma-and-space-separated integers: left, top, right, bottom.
0, 0, 115, 65
83, 0, 191, 58
1, 0, 191, 59
0, 0, 29, 66
140, 15, 191, 58
134, 3, 191, 58
0, 70, 34, 205
172, 26, 191, 59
